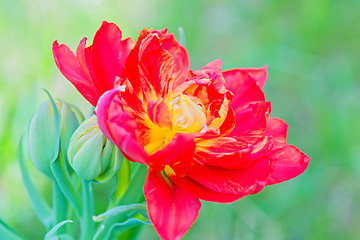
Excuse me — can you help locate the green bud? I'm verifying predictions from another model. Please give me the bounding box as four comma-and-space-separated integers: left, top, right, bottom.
28, 99, 84, 179
68, 115, 123, 183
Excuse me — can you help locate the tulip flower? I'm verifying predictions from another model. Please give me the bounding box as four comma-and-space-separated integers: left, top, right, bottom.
67, 115, 122, 182
28, 98, 84, 179
53, 22, 310, 240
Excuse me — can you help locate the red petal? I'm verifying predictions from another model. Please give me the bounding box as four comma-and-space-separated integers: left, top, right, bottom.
264, 117, 288, 145
201, 59, 223, 72
223, 69, 265, 109
152, 29, 190, 89
96, 88, 148, 165
92, 22, 135, 95
144, 169, 201, 240
266, 144, 310, 185
118, 78, 147, 116
229, 101, 271, 144
76, 37, 92, 82
246, 66, 268, 89
139, 48, 174, 99
195, 137, 253, 168
149, 133, 196, 176
167, 172, 247, 203
186, 158, 272, 195
121, 28, 152, 95
147, 98, 172, 128
52, 40, 99, 106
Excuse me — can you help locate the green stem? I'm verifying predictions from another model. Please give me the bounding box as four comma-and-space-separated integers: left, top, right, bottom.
93, 164, 147, 240
52, 182, 68, 233
80, 180, 94, 240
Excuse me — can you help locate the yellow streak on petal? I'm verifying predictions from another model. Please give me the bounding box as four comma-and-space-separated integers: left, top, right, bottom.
164, 165, 176, 177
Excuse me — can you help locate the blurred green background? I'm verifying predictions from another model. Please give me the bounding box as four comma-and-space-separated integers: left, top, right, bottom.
0, 0, 359, 239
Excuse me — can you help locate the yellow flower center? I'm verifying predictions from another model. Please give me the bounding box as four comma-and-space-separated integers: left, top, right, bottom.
170, 94, 207, 133
144, 94, 207, 154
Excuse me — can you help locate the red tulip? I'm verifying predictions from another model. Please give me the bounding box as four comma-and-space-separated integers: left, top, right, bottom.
53, 22, 310, 240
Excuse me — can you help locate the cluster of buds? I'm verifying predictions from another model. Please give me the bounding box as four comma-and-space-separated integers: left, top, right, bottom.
28, 97, 121, 182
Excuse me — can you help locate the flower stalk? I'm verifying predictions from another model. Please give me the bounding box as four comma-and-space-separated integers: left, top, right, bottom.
80, 179, 94, 240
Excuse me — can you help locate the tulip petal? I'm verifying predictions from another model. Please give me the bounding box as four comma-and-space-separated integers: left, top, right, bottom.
229, 101, 271, 144
264, 117, 288, 145
144, 169, 201, 240
246, 66, 268, 89
167, 172, 246, 203
223, 69, 265, 109
195, 137, 253, 168
148, 133, 196, 175
147, 98, 172, 128
139, 48, 174, 99
201, 59, 223, 72
96, 88, 148, 165
266, 144, 310, 185
186, 158, 272, 195
52, 41, 99, 106
76, 37, 93, 84
152, 29, 190, 88
92, 21, 134, 94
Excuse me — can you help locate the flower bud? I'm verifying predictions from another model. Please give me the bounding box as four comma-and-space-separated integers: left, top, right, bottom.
28, 99, 84, 179
67, 115, 122, 182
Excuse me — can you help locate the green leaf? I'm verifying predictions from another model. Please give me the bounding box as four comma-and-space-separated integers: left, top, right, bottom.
178, 27, 186, 47
44, 220, 73, 240
42, 89, 60, 169
51, 151, 82, 217
43, 89, 82, 216
93, 204, 147, 222
95, 218, 150, 240
0, 219, 24, 240
17, 135, 52, 229
93, 164, 147, 239
119, 163, 147, 205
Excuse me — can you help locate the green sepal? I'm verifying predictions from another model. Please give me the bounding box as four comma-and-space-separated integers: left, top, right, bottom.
44, 220, 73, 240
17, 135, 52, 230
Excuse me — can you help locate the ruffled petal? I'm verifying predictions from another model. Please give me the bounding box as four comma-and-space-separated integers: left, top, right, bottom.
186, 158, 273, 195
246, 66, 268, 89
195, 137, 253, 168
152, 28, 190, 89
266, 144, 310, 185
264, 117, 288, 145
96, 88, 148, 165
121, 30, 146, 95
223, 69, 265, 109
167, 170, 250, 203
201, 59, 223, 72
149, 133, 196, 176
229, 101, 271, 144
147, 98, 172, 128
139, 47, 174, 100
144, 169, 201, 240
92, 21, 135, 95
52, 40, 99, 106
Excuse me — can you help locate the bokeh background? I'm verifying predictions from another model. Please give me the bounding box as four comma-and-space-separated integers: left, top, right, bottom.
1, 0, 359, 239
